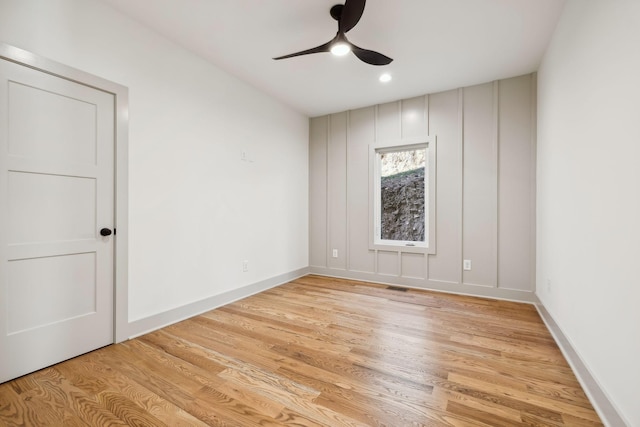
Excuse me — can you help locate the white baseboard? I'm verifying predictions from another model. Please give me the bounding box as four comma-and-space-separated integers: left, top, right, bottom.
534, 297, 628, 427
309, 267, 536, 303
123, 267, 310, 340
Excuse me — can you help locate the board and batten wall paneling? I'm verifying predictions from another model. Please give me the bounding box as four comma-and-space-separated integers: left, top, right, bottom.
428, 89, 463, 284
377, 251, 399, 277
309, 74, 536, 301
375, 101, 402, 141
401, 95, 428, 139
400, 96, 429, 279
328, 113, 348, 270
462, 82, 498, 287
309, 116, 328, 268
347, 106, 376, 273
374, 101, 402, 277
498, 75, 536, 291
402, 252, 426, 280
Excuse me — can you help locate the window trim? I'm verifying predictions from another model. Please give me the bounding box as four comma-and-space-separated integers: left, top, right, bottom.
368, 136, 436, 254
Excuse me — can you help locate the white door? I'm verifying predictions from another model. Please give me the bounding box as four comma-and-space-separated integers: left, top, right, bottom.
0, 58, 114, 383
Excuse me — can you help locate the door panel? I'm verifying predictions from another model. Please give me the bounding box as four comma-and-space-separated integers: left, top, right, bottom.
0, 58, 114, 383
7, 253, 97, 334
8, 80, 97, 164
8, 172, 96, 243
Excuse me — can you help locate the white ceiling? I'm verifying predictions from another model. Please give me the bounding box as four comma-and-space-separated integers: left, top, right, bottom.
99, 0, 565, 117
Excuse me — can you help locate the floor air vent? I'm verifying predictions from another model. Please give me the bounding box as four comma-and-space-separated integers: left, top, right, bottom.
386, 286, 408, 292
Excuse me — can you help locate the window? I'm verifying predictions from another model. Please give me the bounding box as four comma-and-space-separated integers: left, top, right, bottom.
369, 137, 436, 254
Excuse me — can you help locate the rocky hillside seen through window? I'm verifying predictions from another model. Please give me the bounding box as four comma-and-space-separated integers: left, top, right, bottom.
379, 149, 425, 242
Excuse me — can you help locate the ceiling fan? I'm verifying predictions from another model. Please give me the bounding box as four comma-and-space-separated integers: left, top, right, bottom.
273, 0, 393, 66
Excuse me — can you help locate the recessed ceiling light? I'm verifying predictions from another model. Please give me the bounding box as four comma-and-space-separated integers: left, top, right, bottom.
330, 43, 351, 56
379, 73, 392, 83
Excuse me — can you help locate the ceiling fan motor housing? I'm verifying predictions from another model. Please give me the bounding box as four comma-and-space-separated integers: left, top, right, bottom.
330, 4, 344, 21
273, 0, 393, 66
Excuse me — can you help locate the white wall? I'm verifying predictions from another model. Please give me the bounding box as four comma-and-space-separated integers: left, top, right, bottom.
0, 0, 309, 332
537, 1, 640, 425
310, 75, 537, 301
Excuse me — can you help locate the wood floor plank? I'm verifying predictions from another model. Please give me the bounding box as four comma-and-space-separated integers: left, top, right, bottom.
0, 275, 603, 426
0, 383, 51, 426
447, 372, 600, 422
445, 400, 526, 427
434, 388, 525, 424
55, 353, 209, 426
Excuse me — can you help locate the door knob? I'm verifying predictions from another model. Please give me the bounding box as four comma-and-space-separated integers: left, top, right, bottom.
100, 228, 112, 236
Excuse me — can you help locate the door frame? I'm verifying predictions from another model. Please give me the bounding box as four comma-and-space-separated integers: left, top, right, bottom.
0, 43, 129, 343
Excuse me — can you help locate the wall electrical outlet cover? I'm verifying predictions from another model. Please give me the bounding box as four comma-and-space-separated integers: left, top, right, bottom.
463, 259, 472, 271
332, 249, 338, 258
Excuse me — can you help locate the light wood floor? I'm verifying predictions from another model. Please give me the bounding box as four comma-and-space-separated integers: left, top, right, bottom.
0, 275, 602, 426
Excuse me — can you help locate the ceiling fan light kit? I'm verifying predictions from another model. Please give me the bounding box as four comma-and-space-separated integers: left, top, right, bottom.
330, 42, 351, 56
273, 0, 393, 66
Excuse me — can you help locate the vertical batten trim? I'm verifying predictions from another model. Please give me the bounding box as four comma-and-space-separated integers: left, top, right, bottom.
457, 88, 464, 285
492, 80, 500, 288
325, 115, 331, 268
425, 94, 430, 280
345, 110, 351, 271
398, 99, 404, 140
397, 100, 403, 278
494, 81, 501, 288
399, 99, 404, 139
373, 104, 379, 275
374, 249, 379, 275
424, 94, 431, 136
398, 99, 403, 279
395, 99, 405, 277
529, 74, 537, 292
423, 95, 429, 135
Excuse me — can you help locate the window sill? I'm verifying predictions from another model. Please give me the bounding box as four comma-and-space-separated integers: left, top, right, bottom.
370, 241, 435, 255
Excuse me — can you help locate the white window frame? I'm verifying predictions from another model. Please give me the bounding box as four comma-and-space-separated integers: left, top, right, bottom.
368, 136, 436, 254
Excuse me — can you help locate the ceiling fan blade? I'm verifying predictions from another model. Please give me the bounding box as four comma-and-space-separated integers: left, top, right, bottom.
339, 0, 366, 33
351, 44, 393, 66
273, 40, 332, 60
